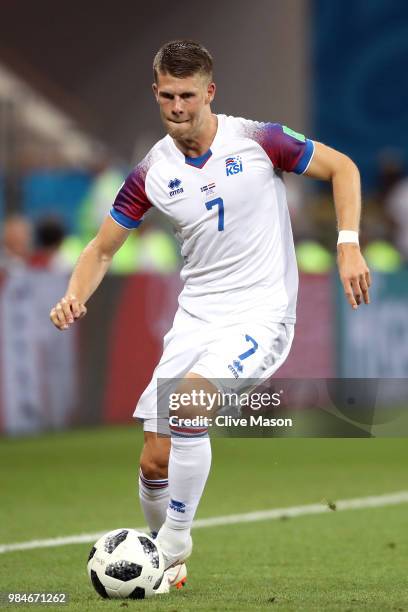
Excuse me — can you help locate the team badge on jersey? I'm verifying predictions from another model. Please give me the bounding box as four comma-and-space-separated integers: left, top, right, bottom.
168, 178, 184, 197
225, 155, 243, 176
200, 182, 216, 197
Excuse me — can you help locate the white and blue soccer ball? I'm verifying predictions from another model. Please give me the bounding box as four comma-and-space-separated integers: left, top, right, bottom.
87, 528, 165, 599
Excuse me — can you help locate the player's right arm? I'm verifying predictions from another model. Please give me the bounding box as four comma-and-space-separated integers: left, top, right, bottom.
49, 216, 130, 330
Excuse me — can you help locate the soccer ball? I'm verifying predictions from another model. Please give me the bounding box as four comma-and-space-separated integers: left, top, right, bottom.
87, 528, 165, 599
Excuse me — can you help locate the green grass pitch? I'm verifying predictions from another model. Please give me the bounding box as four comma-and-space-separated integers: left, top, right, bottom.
1, 426, 407, 611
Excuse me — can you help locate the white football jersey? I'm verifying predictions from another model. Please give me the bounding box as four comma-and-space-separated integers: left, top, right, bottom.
110, 114, 314, 324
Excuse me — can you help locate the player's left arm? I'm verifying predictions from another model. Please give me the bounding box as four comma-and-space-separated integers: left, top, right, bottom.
304, 141, 371, 309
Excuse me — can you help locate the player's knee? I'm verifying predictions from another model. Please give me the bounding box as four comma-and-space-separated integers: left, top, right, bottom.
140, 456, 168, 480
175, 372, 220, 417
140, 436, 170, 480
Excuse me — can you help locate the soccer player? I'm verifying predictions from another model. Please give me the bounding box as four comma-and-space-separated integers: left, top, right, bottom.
50, 40, 371, 593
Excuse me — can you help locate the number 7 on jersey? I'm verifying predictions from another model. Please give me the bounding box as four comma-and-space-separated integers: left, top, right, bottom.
205, 197, 224, 231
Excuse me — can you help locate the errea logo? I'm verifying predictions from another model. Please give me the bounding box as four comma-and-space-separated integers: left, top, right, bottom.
169, 499, 186, 513
228, 359, 243, 379
168, 178, 184, 197
225, 155, 243, 176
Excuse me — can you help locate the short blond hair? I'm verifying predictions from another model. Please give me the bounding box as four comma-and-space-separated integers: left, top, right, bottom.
153, 40, 213, 82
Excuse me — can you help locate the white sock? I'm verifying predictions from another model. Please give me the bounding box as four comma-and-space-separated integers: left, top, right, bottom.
139, 470, 169, 536
157, 434, 211, 560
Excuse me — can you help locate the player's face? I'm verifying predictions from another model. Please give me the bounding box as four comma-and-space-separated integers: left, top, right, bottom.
153, 71, 215, 140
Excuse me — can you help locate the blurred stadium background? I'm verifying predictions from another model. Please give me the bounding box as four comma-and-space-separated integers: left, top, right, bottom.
1, 3, 408, 610
0, 0, 407, 435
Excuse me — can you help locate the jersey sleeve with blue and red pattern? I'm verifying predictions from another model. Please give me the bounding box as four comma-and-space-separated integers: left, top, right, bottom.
244, 121, 314, 174
110, 161, 152, 229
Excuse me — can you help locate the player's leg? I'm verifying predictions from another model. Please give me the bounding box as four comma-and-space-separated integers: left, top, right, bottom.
139, 427, 189, 592
139, 429, 170, 537
156, 321, 294, 561
135, 308, 203, 537
156, 373, 214, 568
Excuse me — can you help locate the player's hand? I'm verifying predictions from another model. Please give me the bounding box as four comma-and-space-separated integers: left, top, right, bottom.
49, 294, 87, 330
337, 243, 371, 310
